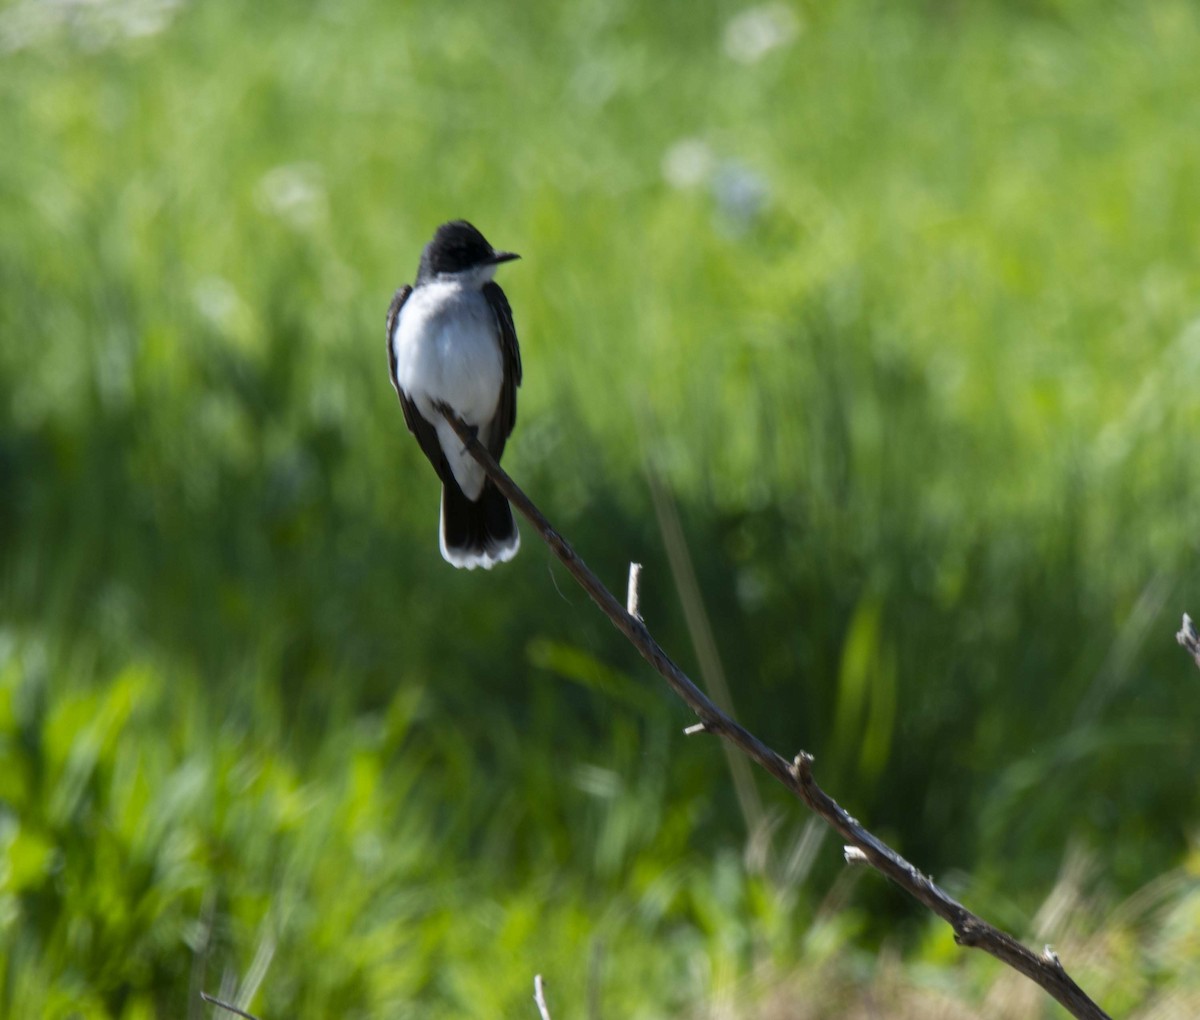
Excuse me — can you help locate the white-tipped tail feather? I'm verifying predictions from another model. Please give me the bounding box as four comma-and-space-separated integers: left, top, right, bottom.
438, 481, 520, 570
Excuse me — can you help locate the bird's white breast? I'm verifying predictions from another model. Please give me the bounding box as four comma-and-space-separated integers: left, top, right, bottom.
392, 280, 503, 419
391, 278, 503, 499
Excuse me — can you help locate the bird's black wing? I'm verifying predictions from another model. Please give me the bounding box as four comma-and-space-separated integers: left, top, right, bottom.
483, 281, 522, 461
386, 284, 454, 487
385, 284, 412, 400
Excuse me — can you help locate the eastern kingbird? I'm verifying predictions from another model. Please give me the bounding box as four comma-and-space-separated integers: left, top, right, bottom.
386, 220, 522, 569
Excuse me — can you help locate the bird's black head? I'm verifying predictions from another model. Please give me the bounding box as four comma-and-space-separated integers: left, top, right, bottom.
416, 220, 519, 282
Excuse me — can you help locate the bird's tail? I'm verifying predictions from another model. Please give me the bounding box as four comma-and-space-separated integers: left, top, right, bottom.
439, 479, 520, 569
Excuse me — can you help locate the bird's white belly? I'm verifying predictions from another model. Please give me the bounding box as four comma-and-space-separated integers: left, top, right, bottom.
393, 282, 502, 499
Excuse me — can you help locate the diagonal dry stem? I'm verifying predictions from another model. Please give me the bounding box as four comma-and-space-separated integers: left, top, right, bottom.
440, 406, 1112, 1020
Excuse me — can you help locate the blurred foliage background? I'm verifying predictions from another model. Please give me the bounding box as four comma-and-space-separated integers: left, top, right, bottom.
2, 0, 1200, 1017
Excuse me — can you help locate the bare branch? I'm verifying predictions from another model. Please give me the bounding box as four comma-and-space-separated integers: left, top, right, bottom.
534, 974, 554, 1020
440, 407, 1112, 1020
199, 993, 260, 1020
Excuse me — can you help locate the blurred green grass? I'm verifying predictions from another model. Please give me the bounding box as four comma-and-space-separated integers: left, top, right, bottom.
3, 0, 1200, 1016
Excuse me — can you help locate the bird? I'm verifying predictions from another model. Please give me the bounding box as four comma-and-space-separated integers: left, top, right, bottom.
386, 220, 523, 569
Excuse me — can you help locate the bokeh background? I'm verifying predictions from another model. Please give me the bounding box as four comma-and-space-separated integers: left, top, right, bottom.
3, 0, 1200, 1017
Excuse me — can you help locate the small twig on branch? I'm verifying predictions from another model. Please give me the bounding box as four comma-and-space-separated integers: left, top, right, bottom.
844, 846, 869, 865
534, 974, 554, 1020
626, 561, 644, 621
1177, 613, 1200, 671
199, 992, 260, 1020
626, 561, 643, 620
440, 407, 1112, 1020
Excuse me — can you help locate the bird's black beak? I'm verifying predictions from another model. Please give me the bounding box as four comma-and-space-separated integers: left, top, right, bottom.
490, 250, 520, 264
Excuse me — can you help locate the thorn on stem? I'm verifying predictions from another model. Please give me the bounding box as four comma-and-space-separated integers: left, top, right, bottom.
791, 751, 815, 782
844, 846, 868, 865
684, 722, 709, 736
